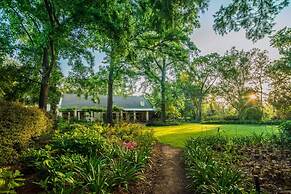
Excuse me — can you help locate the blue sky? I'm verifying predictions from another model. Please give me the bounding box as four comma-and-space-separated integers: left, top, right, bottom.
61, 0, 291, 75
191, 0, 291, 59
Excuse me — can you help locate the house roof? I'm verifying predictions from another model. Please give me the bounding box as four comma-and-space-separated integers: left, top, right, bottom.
59, 93, 155, 111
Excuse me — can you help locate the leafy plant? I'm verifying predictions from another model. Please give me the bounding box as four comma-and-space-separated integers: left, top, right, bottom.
0, 168, 25, 194
0, 100, 52, 165
21, 122, 155, 193
279, 120, 291, 143
184, 136, 251, 193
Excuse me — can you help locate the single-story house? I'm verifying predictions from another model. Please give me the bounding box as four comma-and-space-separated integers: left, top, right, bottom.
57, 94, 156, 123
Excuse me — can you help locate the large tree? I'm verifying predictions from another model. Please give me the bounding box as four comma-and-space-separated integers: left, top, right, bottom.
218, 48, 260, 118
134, 0, 208, 122
268, 27, 291, 119
178, 53, 222, 121
0, 0, 94, 109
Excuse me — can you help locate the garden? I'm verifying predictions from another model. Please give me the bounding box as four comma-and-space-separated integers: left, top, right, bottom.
1, 0, 291, 193
0, 101, 155, 193
184, 122, 291, 193
1, 103, 291, 193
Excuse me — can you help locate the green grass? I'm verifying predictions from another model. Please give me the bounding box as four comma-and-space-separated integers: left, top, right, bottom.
151, 123, 278, 148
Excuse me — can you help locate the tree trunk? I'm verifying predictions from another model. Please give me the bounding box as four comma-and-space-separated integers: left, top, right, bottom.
39, 47, 49, 110
196, 95, 203, 122
106, 64, 114, 125
259, 82, 264, 118
160, 60, 166, 122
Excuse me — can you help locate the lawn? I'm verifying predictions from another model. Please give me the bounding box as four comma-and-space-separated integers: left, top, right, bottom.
151, 123, 278, 148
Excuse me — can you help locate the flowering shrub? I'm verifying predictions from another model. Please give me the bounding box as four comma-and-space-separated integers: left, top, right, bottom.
21, 122, 155, 193
123, 141, 137, 150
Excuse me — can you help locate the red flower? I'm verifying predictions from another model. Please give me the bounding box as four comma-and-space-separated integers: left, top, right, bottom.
123, 141, 137, 150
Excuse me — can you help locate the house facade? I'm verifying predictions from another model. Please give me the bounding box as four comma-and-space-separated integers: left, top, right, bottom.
57, 94, 156, 123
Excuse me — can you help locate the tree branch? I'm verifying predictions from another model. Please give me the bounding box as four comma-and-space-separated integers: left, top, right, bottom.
9, 7, 35, 46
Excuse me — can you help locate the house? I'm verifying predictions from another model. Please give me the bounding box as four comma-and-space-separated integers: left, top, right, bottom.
57, 94, 156, 123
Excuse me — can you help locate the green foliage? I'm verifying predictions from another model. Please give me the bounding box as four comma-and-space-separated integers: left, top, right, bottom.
21, 122, 155, 193
0, 100, 52, 165
146, 120, 180, 127
279, 120, 291, 142
177, 53, 223, 121
213, 0, 289, 41
217, 48, 270, 119
268, 28, 291, 119
184, 134, 288, 193
201, 120, 282, 125
0, 168, 25, 194
184, 136, 248, 193
241, 106, 263, 121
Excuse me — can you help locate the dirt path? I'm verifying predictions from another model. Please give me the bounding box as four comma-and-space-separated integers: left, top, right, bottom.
152, 144, 191, 194
123, 144, 190, 194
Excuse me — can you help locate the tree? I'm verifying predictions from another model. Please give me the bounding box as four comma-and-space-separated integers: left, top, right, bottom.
178, 53, 222, 121
65, 0, 143, 124
0, 0, 93, 110
268, 27, 291, 119
248, 49, 270, 113
134, 0, 208, 122
267, 62, 290, 119
218, 48, 258, 119
213, 0, 289, 41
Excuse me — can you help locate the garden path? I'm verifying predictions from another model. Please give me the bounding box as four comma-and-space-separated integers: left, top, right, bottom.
152, 144, 191, 194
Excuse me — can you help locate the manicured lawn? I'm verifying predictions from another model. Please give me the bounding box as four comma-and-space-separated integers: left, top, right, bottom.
151, 123, 278, 148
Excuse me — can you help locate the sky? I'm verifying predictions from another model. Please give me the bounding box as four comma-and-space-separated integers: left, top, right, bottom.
61, 0, 291, 75
191, 0, 291, 59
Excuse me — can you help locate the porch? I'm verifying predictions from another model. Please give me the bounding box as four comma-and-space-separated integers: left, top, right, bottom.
59, 109, 154, 123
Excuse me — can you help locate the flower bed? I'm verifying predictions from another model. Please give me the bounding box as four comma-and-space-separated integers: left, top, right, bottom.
16, 122, 155, 193
184, 134, 291, 193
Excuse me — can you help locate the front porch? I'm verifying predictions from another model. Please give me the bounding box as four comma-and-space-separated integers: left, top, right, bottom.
59, 109, 154, 123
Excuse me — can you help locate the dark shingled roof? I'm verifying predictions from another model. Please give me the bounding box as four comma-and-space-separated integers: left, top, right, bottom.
59, 94, 155, 111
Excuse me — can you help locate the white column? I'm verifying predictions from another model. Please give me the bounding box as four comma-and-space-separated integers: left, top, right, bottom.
68, 112, 70, 121
120, 111, 123, 121
146, 111, 149, 122
91, 111, 93, 121
77, 111, 80, 120
74, 109, 77, 118
98, 112, 101, 121
133, 111, 136, 122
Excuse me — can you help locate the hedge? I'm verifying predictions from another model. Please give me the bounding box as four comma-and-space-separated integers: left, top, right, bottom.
0, 100, 52, 165
201, 120, 283, 125
146, 120, 180, 126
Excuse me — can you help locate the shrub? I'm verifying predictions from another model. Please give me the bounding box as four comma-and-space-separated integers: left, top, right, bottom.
0, 100, 52, 165
184, 136, 252, 193
223, 115, 239, 121
279, 120, 291, 142
0, 168, 25, 193
241, 106, 263, 121
146, 120, 180, 126
201, 119, 283, 125
21, 123, 155, 193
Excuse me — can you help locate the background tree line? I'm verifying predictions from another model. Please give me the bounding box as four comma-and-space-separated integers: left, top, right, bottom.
0, 0, 290, 124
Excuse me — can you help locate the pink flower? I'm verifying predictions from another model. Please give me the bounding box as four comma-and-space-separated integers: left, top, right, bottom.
123, 141, 137, 150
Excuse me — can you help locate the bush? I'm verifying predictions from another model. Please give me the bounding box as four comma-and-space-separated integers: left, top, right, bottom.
241, 106, 263, 121
21, 123, 155, 193
201, 119, 283, 125
184, 137, 247, 193
0, 100, 52, 165
279, 120, 291, 142
146, 120, 180, 126
0, 168, 25, 193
